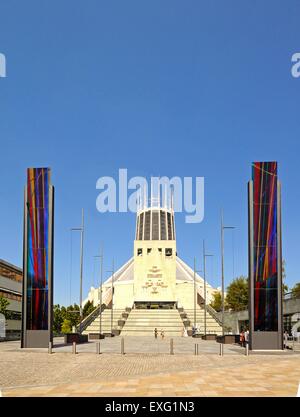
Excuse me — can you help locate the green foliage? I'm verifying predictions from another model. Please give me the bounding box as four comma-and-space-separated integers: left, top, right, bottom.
52, 301, 96, 333
282, 260, 289, 293
65, 304, 81, 327
291, 283, 300, 298
61, 319, 72, 334
225, 276, 248, 311
83, 300, 96, 318
210, 291, 222, 312
0, 296, 10, 318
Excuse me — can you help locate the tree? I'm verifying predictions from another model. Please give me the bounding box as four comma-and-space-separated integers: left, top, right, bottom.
0, 296, 10, 318
61, 319, 72, 334
282, 260, 289, 293
291, 283, 300, 298
53, 304, 64, 334
83, 300, 96, 318
210, 291, 222, 312
66, 304, 81, 327
225, 276, 248, 311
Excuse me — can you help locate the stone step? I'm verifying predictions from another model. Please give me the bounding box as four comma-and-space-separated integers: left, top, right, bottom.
121, 308, 184, 336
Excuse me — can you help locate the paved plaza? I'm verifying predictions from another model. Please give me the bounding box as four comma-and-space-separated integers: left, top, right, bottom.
0, 336, 300, 397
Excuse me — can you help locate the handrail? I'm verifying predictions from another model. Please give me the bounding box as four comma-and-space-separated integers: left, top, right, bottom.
76, 303, 106, 333
205, 304, 223, 326
197, 289, 223, 326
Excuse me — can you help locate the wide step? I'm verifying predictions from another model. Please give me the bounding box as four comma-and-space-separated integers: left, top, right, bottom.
121, 309, 185, 336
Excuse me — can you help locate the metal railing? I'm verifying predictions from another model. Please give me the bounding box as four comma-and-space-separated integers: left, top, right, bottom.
205, 304, 223, 327
76, 303, 106, 333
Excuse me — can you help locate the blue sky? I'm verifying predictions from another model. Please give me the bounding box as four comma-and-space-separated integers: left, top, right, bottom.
0, 1, 299, 306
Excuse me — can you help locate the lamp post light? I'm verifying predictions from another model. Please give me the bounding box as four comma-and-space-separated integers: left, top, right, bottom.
93, 248, 103, 337
71, 208, 84, 333
221, 210, 235, 336
99, 247, 103, 337
107, 259, 115, 336
193, 257, 203, 335
203, 240, 213, 337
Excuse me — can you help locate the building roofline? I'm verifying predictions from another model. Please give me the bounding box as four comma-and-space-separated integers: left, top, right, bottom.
0, 259, 22, 274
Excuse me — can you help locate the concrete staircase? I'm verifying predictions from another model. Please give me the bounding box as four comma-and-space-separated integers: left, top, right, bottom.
121, 309, 185, 336
183, 308, 223, 335
82, 308, 128, 336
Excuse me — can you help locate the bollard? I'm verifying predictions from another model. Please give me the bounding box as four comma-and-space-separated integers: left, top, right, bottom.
170, 338, 174, 355
197, 344, 199, 355
96, 341, 101, 355
219, 343, 224, 356
194, 344, 197, 355
121, 337, 125, 355
72, 341, 77, 355
48, 341, 52, 354
245, 343, 249, 356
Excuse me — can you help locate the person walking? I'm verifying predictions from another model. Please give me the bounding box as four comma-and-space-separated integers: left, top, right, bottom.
284, 330, 288, 349
161, 329, 165, 340
154, 328, 158, 339
240, 329, 245, 347
244, 329, 249, 346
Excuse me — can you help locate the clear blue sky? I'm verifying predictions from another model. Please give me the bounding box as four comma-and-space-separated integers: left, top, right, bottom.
0, 1, 299, 306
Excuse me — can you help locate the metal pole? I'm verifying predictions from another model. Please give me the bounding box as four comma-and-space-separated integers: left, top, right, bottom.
72, 341, 77, 354
219, 343, 223, 356
48, 341, 52, 354
170, 338, 174, 355
79, 208, 84, 333
96, 341, 101, 354
111, 259, 114, 336
99, 247, 103, 337
121, 337, 124, 355
203, 240, 207, 337
221, 210, 225, 337
193, 257, 196, 334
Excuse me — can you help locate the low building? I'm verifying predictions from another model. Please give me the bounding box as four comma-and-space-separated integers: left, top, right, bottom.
0, 259, 22, 340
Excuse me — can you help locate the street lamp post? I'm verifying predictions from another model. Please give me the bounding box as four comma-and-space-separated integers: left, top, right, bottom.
193, 258, 203, 336
193, 257, 196, 331
203, 240, 213, 337
107, 259, 115, 336
99, 247, 103, 337
221, 210, 235, 336
93, 248, 103, 337
71, 208, 84, 333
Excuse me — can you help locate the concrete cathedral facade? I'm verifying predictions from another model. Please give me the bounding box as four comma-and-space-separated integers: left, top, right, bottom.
84, 200, 219, 315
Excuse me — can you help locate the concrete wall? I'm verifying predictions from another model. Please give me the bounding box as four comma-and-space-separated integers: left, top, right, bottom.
113, 282, 134, 309
133, 240, 177, 302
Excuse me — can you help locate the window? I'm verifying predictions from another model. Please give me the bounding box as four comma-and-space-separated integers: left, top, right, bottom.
138, 213, 144, 240
160, 210, 167, 240
158, 248, 162, 253
167, 212, 172, 240
144, 211, 151, 240
137, 248, 143, 256
165, 248, 172, 257
147, 248, 152, 255
152, 211, 159, 240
